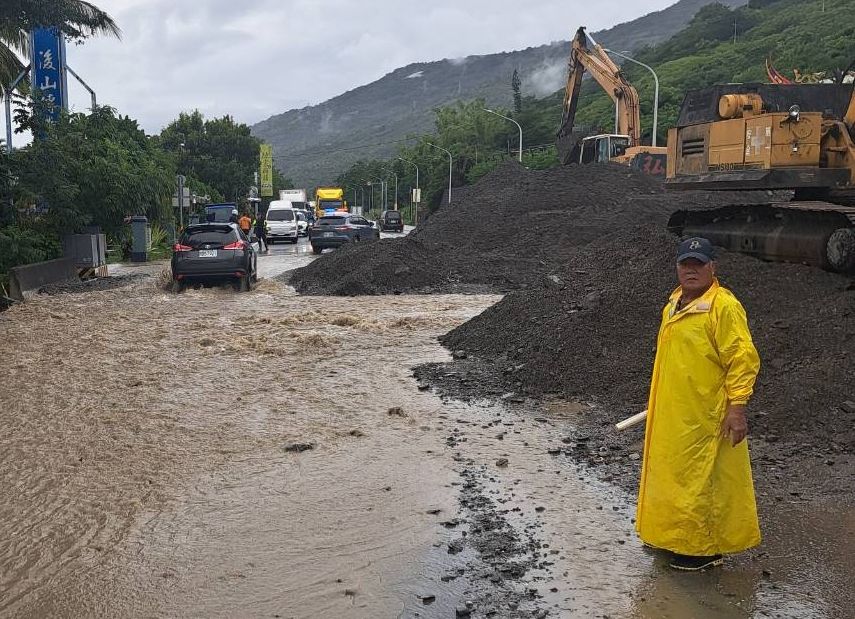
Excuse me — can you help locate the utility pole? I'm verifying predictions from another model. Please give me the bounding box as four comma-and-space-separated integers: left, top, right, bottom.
393, 173, 398, 210
177, 175, 186, 231
398, 157, 420, 225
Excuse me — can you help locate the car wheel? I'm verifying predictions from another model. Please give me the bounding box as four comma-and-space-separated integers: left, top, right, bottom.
171, 279, 183, 293
312, 246, 323, 255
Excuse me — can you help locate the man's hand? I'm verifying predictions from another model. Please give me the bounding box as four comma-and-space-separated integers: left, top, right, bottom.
720, 404, 748, 446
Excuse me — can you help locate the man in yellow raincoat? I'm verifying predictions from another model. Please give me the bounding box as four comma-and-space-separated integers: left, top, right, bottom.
636, 237, 761, 571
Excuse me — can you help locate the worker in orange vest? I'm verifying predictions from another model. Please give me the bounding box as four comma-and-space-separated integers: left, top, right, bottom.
238, 212, 252, 236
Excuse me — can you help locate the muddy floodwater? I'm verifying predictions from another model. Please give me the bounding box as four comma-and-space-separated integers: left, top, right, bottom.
0, 271, 850, 618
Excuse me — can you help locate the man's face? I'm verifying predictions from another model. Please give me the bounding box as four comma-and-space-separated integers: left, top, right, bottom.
677, 258, 715, 295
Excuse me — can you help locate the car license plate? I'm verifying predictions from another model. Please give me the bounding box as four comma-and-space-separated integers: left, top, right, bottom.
323, 232, 333, 237
199, 249, 217, 257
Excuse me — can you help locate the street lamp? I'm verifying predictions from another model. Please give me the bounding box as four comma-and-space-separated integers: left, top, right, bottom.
604, 48, 660, 147
483, 108, 523, 162
426, 142, 453, 205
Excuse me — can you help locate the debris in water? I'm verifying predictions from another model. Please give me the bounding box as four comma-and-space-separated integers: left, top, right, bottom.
283, 442, 315, 453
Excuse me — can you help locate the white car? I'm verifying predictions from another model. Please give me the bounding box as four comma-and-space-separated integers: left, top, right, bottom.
266, 201, 299, 244
295, 211, 309, 237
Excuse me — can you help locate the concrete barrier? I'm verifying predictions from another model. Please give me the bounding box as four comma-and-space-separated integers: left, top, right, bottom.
8, 257, 79, 301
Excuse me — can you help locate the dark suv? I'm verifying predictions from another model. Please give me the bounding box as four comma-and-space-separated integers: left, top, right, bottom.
309, 214, 379, 254
380, 210, 404, 232
171, 223, 257, 291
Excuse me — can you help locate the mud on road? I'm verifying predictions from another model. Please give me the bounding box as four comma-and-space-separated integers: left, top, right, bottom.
0, 273, 850, 618
0, 275, 494, 617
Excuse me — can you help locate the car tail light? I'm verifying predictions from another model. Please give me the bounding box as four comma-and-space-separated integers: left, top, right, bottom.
223, 240, 248, 250
173, 243, 193, 252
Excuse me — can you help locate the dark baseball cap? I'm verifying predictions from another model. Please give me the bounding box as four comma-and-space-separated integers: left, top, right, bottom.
677, 237, 715, 263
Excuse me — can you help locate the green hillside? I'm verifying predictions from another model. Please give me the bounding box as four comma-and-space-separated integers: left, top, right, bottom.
563, 0, 855, 143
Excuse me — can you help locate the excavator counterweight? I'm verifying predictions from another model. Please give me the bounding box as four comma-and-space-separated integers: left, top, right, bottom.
666, 82, 855, 272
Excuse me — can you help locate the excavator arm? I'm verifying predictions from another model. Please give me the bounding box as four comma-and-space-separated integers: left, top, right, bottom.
556, 27, 642, 164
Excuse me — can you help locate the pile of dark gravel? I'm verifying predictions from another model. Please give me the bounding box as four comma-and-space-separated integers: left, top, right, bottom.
436, 223, 855, 452
290, 162, 673, 295
290, 161, 771, 295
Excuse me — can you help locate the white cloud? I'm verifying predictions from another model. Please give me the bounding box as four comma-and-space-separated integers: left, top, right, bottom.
22, 0, 680, 135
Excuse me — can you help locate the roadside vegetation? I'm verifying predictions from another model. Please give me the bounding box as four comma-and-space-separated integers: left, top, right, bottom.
0, 4, 290, 290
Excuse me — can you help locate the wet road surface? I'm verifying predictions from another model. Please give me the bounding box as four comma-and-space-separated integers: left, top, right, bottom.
2, 243, 851, 618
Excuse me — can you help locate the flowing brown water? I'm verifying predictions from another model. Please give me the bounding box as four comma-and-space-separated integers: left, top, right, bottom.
0, 273, 846, 618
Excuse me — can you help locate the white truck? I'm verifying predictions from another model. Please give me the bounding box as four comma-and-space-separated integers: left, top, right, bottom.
279, 189, 308, 210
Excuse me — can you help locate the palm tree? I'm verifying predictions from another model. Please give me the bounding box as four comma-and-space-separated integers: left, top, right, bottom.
0, 0, 120, 91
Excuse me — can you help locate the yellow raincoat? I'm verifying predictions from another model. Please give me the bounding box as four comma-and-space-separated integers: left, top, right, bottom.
636, 278, 761, 556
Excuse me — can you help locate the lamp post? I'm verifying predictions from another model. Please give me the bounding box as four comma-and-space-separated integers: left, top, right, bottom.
426, 142, 453, 205
604, 48, 660, 147
483, 108, 523, 162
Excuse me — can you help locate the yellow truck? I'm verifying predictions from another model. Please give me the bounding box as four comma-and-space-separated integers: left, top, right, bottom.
314, 187, 347, 218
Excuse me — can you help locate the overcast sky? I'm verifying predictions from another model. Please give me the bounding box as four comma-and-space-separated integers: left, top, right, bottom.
42, 0, 678, 134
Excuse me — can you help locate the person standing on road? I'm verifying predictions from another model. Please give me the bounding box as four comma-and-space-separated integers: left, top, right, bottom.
253, 213, 268, 253
636, 237, 761, 572
239, 211, 252, 236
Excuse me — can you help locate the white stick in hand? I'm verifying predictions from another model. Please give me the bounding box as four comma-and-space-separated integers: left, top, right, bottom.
615, 409, 648, 432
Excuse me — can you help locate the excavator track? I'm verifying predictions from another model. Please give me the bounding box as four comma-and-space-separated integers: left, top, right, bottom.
668, 201, 855, 273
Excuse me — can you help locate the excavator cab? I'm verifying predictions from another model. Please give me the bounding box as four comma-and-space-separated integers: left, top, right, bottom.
579, 134, 632, 164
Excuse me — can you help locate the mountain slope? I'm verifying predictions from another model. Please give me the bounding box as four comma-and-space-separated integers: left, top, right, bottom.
252, 0, 748, 188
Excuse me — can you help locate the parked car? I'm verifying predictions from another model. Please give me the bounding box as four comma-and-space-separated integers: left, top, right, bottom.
171, 223, 257, 292
295, 210, 309, 237
266, 201, 299, 244
309, 213, 380, 254
379, 210, 404, 232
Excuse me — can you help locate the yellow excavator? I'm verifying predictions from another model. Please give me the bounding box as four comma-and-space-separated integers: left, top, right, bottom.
556, 27, 667, 174
666, 80, 855, 272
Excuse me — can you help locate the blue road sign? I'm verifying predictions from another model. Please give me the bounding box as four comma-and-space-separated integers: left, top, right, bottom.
31, 27, 68, 122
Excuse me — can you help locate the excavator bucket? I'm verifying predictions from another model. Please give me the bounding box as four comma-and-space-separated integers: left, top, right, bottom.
557, 132, 579, 165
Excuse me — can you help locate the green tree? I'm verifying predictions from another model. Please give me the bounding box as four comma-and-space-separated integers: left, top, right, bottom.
0, 0, 120, 89
12, 103, 174, 238
159, 111, 270, 206
512, 68, 522, 115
